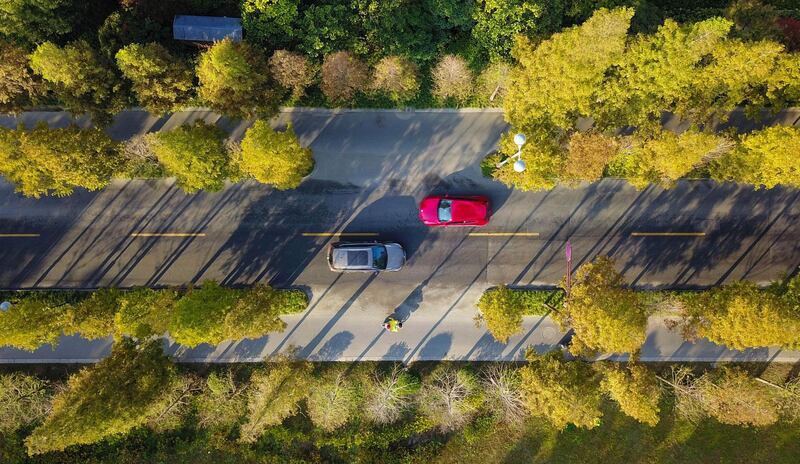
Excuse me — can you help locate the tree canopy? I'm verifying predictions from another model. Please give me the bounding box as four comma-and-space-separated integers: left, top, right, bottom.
238, 121, 314, 189
115, 43, 193, 115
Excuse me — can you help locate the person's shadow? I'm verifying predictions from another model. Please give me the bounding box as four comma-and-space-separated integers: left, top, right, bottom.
389, 284, 424, 322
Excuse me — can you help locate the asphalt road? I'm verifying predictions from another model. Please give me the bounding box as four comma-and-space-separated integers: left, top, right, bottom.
0, 109, 798, 363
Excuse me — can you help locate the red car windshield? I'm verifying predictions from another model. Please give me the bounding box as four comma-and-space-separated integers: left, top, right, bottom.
438, 199, 453, 222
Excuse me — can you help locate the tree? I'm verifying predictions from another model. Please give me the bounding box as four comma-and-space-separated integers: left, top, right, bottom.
481, 363, 526, 424
418, 366, 483, 431
0, 0, 73, 45
695, 367, 781, 426
195, 370, 247, 431
598, 363, 661, 426
238, 121, 314, 189
0, 124, 121, 198
239, 359, 312, 443
562, 131, 619, 184
519, 351, 602, 429
0, 292, 68, 350
489, 130, 563, 191
146, 373, 200, 432
63, 288, 118, 339
269, 49, 315, 99
472, 0, 566, 60
725, 0, 781, 42
298, 3, 355, 59
25, 340, 176, 455
596, 18, 731, 130
506, 7, 633, 131
320, 51, 368, 104
148, 121, 229, 193
618, 130, 732, 189
352, 0, 440, 63
710, 126, 800, 189
223, 285, 307, 340
363, 364, 419, 424
196, 39, 280, 119
431, 54, 473, 104
307, 366, 360, 432
0, 41, 38, 113
370, 55, 420, 103
114, 288, 176, 339
29, 41, 124, 123
476, 286, 551, 343
241, 0, 300, 49
476, 61, 511, 106
115, 43, 193, 115
0, 372, 53, 433
556, 256, 648, 355
679, 281, 800, 350
169, 281, 240, 347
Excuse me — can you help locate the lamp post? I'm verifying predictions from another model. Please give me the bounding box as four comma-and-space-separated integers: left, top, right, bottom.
495, 133, 527, 172
565, 240, 572, 296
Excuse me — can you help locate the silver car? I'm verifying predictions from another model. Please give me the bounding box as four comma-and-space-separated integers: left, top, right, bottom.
327, 242, 406, 272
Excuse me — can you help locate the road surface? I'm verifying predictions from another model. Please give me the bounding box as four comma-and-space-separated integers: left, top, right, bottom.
0, 109, 798, 363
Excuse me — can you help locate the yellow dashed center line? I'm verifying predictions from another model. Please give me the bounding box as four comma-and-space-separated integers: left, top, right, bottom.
131, 233, 206, 237
302, 232, 379, 237
0, 233, 40, 237
631, 232, 706, 237
469, 232, 540, 237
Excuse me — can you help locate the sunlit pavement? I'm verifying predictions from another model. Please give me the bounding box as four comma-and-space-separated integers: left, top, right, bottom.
0, 109, 798, 363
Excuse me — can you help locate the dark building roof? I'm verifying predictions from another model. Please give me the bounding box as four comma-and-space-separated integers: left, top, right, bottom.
173, 15, 242, 42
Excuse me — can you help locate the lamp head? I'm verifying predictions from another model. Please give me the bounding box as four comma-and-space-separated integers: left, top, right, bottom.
513, 133, 526, 148
513, 159, 526, 172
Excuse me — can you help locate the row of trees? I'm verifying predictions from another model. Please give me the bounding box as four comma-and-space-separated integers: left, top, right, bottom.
495, 6, 800, 190
490, 124, 800, 191
0, 282, 308, 350
477, 256, 800, 354
0, 119, 313, 197
4, 343, 800, 456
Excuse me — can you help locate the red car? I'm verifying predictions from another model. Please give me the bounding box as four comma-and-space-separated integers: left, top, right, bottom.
418, 195, 491, 226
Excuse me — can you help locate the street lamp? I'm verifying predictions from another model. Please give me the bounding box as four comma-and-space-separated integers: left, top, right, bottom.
496, 133, 527, 172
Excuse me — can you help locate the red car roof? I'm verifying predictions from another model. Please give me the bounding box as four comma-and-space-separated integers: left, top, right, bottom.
418, 196, 490, 225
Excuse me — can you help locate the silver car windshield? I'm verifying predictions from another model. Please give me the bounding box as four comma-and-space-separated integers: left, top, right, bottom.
438, 199, 452, 222
372, 245, 388, 269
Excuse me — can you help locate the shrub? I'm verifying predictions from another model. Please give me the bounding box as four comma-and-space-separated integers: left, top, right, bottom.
147, 121, 229, 193
307, 366, 361, 432
169, 281, 240, 347
599, 363, 661, 426
223, 285, 307, 340
320, 51, 368, 104
0, 124, 121, 198
695, 366, 781, 426
0, 293, 69, 350
114, 288, 176, 339
778, 16, 800, 51
64, 288, 119, 339
197, 39, 280, 119
477, 286, 554, 343
115, 43, 193, 114
557, 256, 648, 355
431, 54, 473, 104
238, 120, 314, 189
370, 55, 420, 103
268, 49, 315, 99
364, 364, 419, 424
418, 366, 483, 431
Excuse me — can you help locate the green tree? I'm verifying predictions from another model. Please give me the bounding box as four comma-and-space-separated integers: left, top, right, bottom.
370, 55, 420, 103
506, 7, 633, 131
614, 130, 731, 189
418, 366, 483, 431
489, 130, 563, 191
195, 370, 247, 431
472, 0, 567, 60
196, 39, 279, 119
29, 41, 124, 123
298, 3, 355, 59
596, 18, 732, 130
115, 43, 193, 114
0, 41, 38, 113
0, 0, 73, 45
725, 0, 782, 42
0, 292, 68, 350
710, 126, 800, 189
0, 124, 121, 198
352, 0, 440, 63
598, 363, 661, 426
170, 281, 240, 347
556, 256, 648, 355
241, 0, 300, 48
520, 351, 602, 429
25, 339, 176, 455
680, 281, 800, 350
148, 121, 229, 193
320, 51, 368, 104
307, 365, 361, 432
239, 359, 312, 443
114, 288, 176, 339
64, 288, 118, 339
238, 121, 314, 189
476, 286, 551, 343
562, 131, 619, 184
223, 285, 307, 340
0, 372, 53, 433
